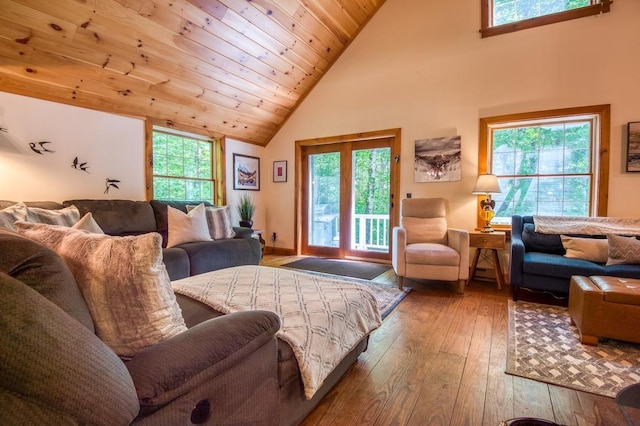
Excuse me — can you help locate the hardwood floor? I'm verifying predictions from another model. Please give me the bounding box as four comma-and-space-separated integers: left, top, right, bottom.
260, 254, 627, 426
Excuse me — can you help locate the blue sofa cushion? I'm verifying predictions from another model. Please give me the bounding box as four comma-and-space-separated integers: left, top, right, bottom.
521, 223, 565, 254
603, 263, 640, 278
522, 252, 606, 279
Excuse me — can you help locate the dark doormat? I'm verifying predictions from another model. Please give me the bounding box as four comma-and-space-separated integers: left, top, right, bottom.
282, 257, 391, 280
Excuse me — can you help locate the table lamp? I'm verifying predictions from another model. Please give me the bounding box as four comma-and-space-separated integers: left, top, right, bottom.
472, 174, 501, 233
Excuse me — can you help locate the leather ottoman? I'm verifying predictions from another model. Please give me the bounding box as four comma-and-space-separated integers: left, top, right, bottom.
568, 276, 640, 345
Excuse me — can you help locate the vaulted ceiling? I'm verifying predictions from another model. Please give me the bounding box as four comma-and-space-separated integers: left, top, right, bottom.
0, 0, 386, 146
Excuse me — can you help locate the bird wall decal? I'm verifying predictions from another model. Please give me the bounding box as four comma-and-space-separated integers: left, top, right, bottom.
29, 141, 55, 155
71, 156, 90, 173
104, 178, 120, 194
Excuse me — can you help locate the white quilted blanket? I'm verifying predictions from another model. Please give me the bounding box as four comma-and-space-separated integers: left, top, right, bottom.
172, 265, 382, 399
533, 215, 640, 236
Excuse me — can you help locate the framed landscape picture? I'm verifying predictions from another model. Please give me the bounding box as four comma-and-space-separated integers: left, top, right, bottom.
233, 153, 260, 190
627, 121, 640, 172
273, 160, 287, 182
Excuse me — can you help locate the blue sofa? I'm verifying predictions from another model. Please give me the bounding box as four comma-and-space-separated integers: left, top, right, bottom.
510, 215, 640, 301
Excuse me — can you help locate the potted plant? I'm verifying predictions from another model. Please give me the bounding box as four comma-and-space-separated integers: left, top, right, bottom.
237, 192, 256, 228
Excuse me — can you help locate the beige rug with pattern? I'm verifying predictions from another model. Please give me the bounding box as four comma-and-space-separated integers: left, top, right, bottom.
506, 301, 640, 398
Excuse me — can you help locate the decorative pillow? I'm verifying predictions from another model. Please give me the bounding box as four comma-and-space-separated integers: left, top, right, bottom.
26, 205, 80, 226
14, 222, 187, 358
606, 234, 640, 265
166, 203, 212, 248
521, 223, 564, 254
560, 235, 608, 263
73, 212, 104, 234
0, 202, 27, 230
188, 205, 236, 240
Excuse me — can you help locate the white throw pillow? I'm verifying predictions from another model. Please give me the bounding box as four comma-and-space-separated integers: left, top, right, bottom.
187, 205, 236, 240
26, 205, 80, 226
560, 235, 608, 263
166, 203, 212, 248
0, 202, 27, 230
15, 221, 187, 358
73, 212, 104, 234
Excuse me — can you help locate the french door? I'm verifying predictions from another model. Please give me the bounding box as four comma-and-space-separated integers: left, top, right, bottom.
297, 129, 401, 261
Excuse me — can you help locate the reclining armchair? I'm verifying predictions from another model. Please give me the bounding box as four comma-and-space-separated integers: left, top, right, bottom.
392, 198, 469, 292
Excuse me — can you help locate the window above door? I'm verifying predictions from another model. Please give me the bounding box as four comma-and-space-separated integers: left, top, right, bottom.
480, 0, 613, 38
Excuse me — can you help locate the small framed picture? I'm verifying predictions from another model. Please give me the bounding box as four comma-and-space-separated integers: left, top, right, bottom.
627, 121, 640, 172
273, 160, 287, 182
233, 153, 260, 190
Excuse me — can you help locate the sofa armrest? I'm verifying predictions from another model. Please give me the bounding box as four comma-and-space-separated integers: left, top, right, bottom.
233, 227, 253, 239
510, 215, 525, 286
392, 226, 407, 276
447, 228, 470, 280
126, 310, 280, 409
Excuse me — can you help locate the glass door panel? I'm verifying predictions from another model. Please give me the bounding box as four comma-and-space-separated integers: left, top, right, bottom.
299, 131, 399, 261
350, 147, 391, 254
308, 152, 341, 248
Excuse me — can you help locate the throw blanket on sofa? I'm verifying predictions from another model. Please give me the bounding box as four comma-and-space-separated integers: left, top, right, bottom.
172, 265, 382, 399
533, 216, 640, 236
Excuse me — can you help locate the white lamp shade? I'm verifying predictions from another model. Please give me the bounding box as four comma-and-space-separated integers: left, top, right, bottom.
472, 174, 501, 194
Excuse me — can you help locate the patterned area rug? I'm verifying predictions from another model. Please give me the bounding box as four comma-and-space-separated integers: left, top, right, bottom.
349, 276, 411, 319
506, 301, 640, 398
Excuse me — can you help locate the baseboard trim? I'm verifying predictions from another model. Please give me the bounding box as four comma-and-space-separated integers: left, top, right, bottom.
264, 247, 296, 255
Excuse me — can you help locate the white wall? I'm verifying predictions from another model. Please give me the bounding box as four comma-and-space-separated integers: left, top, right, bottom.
264, 0, 640, 251
0, 92, 145, 201
225, 138, 266, 230
0, 92, 267, 231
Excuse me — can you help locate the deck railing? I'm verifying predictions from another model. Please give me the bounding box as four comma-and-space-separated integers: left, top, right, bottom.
351, 214, 390, 252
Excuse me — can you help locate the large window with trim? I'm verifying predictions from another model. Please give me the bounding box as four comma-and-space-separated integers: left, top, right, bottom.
150, 127, 218, 203
478, 105, 610, 229
481, 0, 612, 38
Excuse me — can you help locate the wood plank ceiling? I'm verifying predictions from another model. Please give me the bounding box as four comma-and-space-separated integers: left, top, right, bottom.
0, 0, 385, 146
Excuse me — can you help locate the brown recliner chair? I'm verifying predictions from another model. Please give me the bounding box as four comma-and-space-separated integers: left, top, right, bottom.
392, 198, 469, 292
0, 228, 280, 425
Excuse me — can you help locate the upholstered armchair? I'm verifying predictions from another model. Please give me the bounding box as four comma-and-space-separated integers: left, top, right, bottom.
392, 198, 469, 292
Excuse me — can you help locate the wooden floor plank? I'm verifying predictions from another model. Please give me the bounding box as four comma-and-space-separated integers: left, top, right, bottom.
406, 352, 466, 426
482, 294, 515, 426
513, 376, 555, 421
449, 312, 493, 425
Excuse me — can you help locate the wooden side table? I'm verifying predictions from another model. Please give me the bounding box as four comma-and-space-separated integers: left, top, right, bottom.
469, 231, 506, 289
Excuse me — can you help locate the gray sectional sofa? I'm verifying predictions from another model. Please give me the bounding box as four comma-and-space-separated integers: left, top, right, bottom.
65, 199, 263, 279
510, 215, 640, 300
0, 199, 263, 280
0, 199, 373, 425
0, 226, 280, 425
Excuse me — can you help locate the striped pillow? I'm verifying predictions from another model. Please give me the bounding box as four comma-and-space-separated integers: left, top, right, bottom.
188, 205, 236, 240
26, 205, 80, 226
0, 202, 27, 230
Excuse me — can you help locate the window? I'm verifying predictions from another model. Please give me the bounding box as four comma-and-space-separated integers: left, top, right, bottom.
150, 127, 217, 203
478, 105, 610, 228
480, 0, 612, 38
